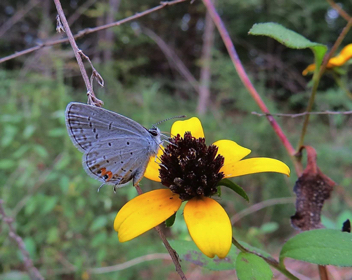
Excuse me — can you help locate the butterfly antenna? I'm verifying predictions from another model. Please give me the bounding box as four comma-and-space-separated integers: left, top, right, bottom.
154, 115, 186, 127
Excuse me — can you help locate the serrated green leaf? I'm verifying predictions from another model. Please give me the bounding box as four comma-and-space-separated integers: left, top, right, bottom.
169, 240, 237, 271
165, 212, 176, 227
218, 179, 249, 202
249, 22, 327, 74
236, 252, 273, 280
280, 229, 352, 267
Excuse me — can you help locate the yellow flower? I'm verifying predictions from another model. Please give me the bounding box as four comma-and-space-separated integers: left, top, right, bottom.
114, 117, 290, 259
302, 44, 352, 76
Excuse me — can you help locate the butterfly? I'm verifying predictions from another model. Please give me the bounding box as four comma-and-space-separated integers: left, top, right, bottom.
65, 102, 162, 190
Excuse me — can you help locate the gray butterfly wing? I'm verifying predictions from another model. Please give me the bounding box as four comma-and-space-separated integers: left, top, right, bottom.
83, 137, 158, 186
65, 102, 151, 152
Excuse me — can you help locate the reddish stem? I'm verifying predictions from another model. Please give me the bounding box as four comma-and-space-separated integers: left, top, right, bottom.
201, 0, 301, 174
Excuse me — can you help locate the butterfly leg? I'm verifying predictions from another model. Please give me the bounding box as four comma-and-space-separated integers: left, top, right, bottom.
97, 182, 105, 192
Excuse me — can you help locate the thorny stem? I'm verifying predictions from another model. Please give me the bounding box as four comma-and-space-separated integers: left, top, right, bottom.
0, 200, 44, 280
296, 17, 352, 151
135, 185, 187, 280
201, 0, 302, 176
232, 237, 299, 280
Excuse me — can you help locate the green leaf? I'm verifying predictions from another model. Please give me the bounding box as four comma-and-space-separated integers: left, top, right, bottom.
89, 216, 108, 232
236, 252, 273, 280
218, 179, 249, 202
280, 229, 352, 267
48, 127, 66, 137
249, 22, 327, 73
165, 212, 176, 227
23, 237, 36, 260
91, 232, 108, 247
238, 241, 273, 260
260, 222, 279, 234
23, 125, 36, 139
46, 227, 59, 244
13, 145, 30, 158
169, 240, 237, 271
0, 159, 15, 170
2, 124, 18, 147
32, 144, 48, 158
41, 196, 58, 214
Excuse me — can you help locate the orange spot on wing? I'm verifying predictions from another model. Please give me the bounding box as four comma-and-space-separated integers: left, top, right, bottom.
105, 171, 113, 181
99, 168, 107, 176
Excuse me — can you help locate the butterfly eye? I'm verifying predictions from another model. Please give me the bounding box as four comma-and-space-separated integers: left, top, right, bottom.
149, 127, 159, 136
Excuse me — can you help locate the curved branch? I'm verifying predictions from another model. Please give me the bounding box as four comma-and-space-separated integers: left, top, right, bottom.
0, 0, 189, 64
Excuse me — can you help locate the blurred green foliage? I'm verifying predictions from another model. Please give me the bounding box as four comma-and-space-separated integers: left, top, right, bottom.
1, 0, 352, 279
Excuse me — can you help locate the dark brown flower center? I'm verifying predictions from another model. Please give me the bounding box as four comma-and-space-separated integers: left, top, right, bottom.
159, 132, 225, 201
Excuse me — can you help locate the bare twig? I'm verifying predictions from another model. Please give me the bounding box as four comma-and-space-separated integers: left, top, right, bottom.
89, 253, 171, 274
0, 0, 40, 37
252, 110, 352, 118
231, 197, 295, 225
54, 0, 103, 106
197, 0, 216, 115
45, 253, 171, 276
103, 0, 121, 62
326, 0, 351, 21
0, 0, 189, 65
67, 0, 98, 25
135, 185, 187, 280
0, 200, 44, 280
142, 26, 199, 93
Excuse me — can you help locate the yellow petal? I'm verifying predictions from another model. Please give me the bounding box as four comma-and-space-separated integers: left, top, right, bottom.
114, 189, 182, 242
144, 148, 164, 182
328, 55, 346, 67
184, 197, 232, 259
222, 157, 290, 178
171, 117, 205, 139
302, 63, 316, 76
339, 44, 352, 60
214, 140, 251, 166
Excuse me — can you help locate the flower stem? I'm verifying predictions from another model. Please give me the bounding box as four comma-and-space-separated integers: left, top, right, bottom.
232, 238, 299, 280
135, 185, 187, 280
